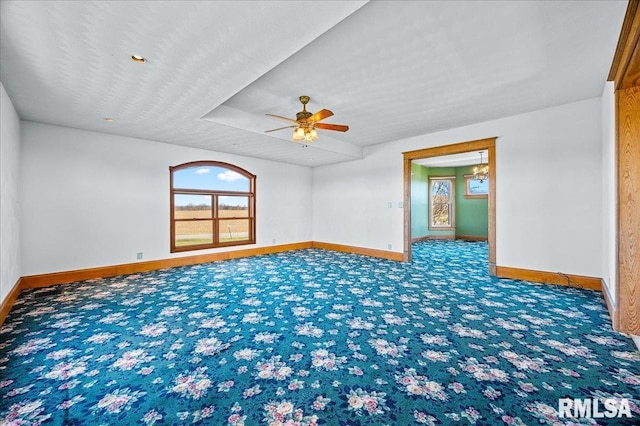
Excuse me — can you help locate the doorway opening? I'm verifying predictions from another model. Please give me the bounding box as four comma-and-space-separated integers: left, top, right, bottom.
403, 137, 496, 275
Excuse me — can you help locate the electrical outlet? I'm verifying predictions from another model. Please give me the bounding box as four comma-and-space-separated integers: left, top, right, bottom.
387, 202, 393, 208
272, 239, 276, 245
398, 202, 403, 208
137, 252, 143, 260
387, 244, 392, 250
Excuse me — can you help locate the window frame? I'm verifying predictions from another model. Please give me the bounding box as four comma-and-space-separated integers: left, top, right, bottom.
428, 176, 456, 230
464, 174, 489, 199
170, 161, 256, 252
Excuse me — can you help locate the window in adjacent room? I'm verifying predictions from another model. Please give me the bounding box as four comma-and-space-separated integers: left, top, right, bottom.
170, 161, 255, 252
429, 177, 455, 230
464, 174, 489, 198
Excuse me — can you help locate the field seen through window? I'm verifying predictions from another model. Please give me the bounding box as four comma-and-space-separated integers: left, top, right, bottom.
174, 206, 250, 246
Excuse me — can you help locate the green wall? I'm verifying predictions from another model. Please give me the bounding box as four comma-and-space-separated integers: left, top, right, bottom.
411, 164, 488, 239
455, 165, 488, 238
410, 163, 429, 238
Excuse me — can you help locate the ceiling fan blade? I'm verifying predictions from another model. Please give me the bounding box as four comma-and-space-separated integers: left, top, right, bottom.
265, 125, 297, 133
309, 109, 333, 123
265, 113, 298, 124
315, 122, 349, 132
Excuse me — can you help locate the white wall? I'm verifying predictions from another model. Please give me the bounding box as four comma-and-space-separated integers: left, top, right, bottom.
20, 122, 312, 275
313, 97, 604, 278
0, 82, 22, 304
601, 81, 616, 305
16, 97, 608, 280
312, 150, 404, 252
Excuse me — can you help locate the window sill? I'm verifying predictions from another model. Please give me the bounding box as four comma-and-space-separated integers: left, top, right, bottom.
171, 239, 256, 253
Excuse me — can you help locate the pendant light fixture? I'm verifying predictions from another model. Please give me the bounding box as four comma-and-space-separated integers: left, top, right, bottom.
473, 151, 489, 183
292, 126, 319, 143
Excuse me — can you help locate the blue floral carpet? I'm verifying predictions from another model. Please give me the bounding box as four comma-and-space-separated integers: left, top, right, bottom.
1, 241, 638, 425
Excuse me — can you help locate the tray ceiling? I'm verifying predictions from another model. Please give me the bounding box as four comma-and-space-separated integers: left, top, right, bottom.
0, 1, 627, 167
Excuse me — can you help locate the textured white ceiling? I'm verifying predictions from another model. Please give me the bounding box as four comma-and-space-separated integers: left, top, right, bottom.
0, 1, 627, 167
414, 151, 489, 168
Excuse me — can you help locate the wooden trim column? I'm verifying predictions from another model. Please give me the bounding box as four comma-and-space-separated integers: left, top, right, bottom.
616, 87, 640, 334
609, 0, 640, 335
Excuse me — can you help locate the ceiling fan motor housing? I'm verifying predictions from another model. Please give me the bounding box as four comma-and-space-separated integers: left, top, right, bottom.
296, 111, 312, 122
297, 95, 312, 122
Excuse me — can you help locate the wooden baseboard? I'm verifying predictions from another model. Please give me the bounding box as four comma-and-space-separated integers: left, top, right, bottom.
20, 241, 403, 291
430, 235, 455, 240
413, 235, 486, 242
455, 235, 488, 241
0, 278, 22, 327
495, 266, 602, 291
414, 235, 455, 241
312, 241, 404, 261
412, 235, 455, 242
411, 235, 489, 243
411, 236, 431, 243
21, 242, 313, 289
5, 246, 609, 329
4, 241, 405, 322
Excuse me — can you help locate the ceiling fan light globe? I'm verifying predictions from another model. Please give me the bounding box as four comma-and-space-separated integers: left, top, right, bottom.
293, 127, 305, 141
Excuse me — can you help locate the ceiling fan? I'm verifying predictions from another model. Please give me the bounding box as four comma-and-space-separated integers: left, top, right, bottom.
265, 95, 349, 143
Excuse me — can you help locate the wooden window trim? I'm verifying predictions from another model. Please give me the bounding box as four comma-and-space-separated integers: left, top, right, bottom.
170, 161, 256, 252
463, 174, 489, 199
428, 176, 456, 231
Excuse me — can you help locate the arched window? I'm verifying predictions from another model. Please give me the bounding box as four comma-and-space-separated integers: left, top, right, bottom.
170, 161, 256, 252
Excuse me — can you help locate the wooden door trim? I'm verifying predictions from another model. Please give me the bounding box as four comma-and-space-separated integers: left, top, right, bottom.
402, 137, 496, 275
609, 0, 640, 334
